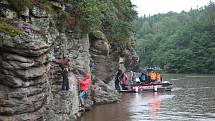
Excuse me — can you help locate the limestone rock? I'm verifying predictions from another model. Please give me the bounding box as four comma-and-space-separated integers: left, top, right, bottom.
89, 31, 109, 55
0, 7, 17, 19
20, 8, 29, 17
124, 45, 139, 69
89, 31, 121, 104
15, 65, 47, 79
0, 5, 57, 120
1, 33, 50, 57
50, 1, 63, 9
3, 53, 33, 63
0, 74, 23, 87
93, 80, 120, 104
0, 1, 17, 19
89, 31, 119, 83
31, 6, 48, 18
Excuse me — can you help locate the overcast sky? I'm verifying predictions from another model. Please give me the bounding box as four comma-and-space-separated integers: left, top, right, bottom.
131, 0, 214, 16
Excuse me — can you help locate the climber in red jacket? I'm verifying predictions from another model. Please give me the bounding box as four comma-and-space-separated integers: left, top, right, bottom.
79, 73, 91, 107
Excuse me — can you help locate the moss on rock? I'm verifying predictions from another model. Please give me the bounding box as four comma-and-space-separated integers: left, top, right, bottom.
0, 21, 22, 37
90, 31, 107, 40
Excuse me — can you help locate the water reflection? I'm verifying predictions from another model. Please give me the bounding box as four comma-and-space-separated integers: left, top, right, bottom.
150, 92, 160, 118
128, 92, 173, 121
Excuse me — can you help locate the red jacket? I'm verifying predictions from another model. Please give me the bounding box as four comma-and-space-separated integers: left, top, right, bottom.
80, 73, 91, 91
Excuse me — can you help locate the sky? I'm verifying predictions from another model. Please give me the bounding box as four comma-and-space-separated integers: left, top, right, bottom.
131, 0, 214, 16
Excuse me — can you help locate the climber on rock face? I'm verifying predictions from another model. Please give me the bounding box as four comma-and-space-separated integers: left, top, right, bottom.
54, 56, 70, 90
79, 73, 91, 107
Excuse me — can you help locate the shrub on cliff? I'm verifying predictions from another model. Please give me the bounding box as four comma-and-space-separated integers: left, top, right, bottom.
68, 0, 102, 34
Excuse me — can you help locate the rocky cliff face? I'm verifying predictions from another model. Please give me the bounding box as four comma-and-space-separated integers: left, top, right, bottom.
0, 0, 138, 121
0, 19, 56, 121
0, 1, 80, 120
89, 31, 120, 104
45, 34, 90, 121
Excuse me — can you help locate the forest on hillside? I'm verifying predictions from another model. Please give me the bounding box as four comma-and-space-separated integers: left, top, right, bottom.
133, 2, 215, 74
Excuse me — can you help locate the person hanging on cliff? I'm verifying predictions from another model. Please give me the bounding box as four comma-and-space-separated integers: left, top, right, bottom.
53, 56, 70, 90
79, 73, 91, 107
115, 69, 122, 90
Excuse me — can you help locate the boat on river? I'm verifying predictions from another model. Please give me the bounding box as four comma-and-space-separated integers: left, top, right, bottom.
118, 67, 173, 92
119, 81, 173, 93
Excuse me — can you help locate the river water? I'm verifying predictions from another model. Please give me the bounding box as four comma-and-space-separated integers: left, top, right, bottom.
79, 74, 215, 121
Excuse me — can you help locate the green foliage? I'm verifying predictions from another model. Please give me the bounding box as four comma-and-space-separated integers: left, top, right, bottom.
99, 0, 137, 55
134, 2, 215, 74
68, 0, 103, 33
90, 31, 106, 40
65, 0, 137, 55
56, 10, 69, 32
0, 21, 22, 37
93, 31, 104, 39
7, 0, 32, 15
40, 0, 55, 14
5, 0, 136, 57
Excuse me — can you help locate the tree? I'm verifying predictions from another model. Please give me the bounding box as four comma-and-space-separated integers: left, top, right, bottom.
133, 2, 215, 74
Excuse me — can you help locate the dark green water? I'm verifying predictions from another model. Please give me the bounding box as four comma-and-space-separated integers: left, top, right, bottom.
80, 74, 215, 121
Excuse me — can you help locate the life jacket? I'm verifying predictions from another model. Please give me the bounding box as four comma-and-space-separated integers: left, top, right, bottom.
156, 73, 161, 81
150, 72, 157, 81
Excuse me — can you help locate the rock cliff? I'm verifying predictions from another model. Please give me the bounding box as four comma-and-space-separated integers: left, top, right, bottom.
0, 0, 139, 121
89, 31, 120, 104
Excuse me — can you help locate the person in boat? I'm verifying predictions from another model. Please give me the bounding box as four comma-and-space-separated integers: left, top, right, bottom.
115, 69, 122, 90
139, 73, 148, 84
156, 72, 162, 82
120, 73, 128, 90
79, 73, 91, 107
130, 71, 137, 84
147, 69, 152, 82
129, 71, 134, 84
148, 70, 157, 83
135, 76, 140, 84
53, 56, 70, 90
